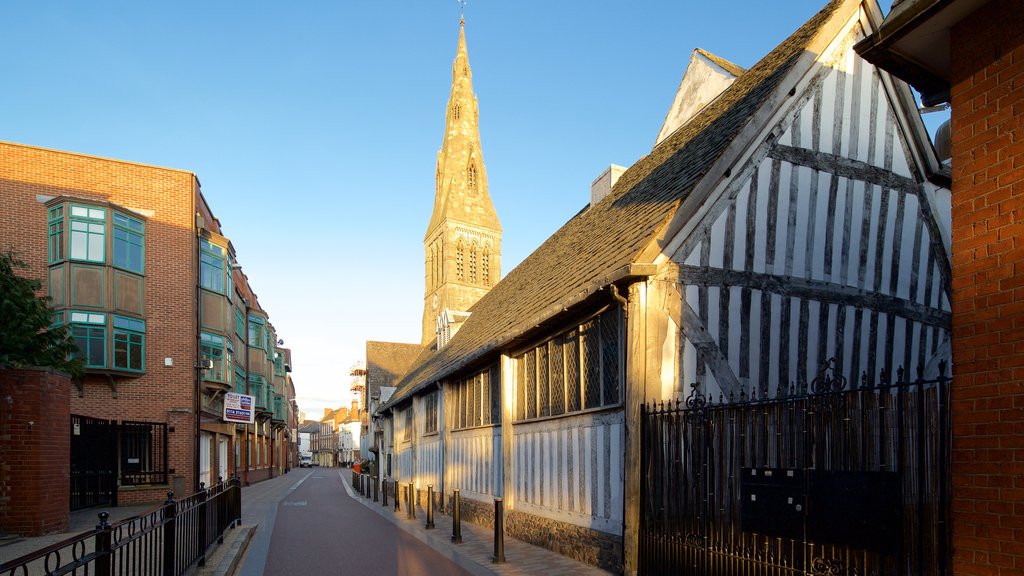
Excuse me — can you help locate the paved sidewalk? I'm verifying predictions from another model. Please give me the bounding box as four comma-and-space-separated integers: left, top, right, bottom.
0, 503, 157, 565
337, 470, 611, 576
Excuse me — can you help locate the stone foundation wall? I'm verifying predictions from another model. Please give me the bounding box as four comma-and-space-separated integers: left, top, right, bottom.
506, 509, 622, 574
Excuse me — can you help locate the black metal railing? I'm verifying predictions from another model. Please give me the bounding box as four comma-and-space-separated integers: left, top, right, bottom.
0, 476, 242, 576
119, 421, 169, 487
639, 360, 951, 576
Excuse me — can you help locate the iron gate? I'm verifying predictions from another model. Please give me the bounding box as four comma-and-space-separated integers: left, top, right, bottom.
70, 415, 117, 510
639, 360, 951, 576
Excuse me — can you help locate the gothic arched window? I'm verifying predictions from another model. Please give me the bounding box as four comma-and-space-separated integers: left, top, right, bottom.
469, 242, 478, 284
482, 246, 490, 286
456, 240, 465, 281
453, 103, 460, 120
468, 164, 477, 191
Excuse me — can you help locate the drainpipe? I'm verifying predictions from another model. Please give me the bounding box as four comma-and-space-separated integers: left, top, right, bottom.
194, 224, 203, 493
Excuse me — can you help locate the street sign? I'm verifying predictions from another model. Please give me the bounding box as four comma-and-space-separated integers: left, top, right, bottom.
224, 392, 255, 424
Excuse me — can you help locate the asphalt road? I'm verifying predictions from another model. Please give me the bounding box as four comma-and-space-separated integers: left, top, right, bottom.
241, 468, 472, 576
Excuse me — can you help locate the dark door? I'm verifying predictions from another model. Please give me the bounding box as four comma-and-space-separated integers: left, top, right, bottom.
70, 415, 117, 510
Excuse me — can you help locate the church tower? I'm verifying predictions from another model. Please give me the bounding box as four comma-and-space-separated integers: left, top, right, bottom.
423, 19, 502, 346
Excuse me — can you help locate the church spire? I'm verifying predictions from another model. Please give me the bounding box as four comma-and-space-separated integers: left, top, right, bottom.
422, 18, 502, 346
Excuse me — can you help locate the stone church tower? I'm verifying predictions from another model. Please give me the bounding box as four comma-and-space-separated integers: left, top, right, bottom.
422, 19, 502, 346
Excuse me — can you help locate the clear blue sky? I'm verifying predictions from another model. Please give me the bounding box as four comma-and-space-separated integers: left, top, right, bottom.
3, 0, 909, 416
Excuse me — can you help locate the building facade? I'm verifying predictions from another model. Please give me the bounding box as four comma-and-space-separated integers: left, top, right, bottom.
0, 141, 297, 510
856, 1, 1024, 573
377, 1, 953, 573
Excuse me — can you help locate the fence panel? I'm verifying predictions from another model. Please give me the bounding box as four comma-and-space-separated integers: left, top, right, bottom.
639, 361, 951, 576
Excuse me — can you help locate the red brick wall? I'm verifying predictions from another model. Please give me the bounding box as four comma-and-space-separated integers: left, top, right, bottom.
949, 2, 1024, 574
0, 369, 71, 536
0, 142, 200, 498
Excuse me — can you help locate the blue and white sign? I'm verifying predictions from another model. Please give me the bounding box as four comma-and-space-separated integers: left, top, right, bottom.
224, 392, 255, 424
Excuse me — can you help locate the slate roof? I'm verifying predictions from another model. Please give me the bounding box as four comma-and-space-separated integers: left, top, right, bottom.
366, 341, 422, 393
381, 0, 845, 412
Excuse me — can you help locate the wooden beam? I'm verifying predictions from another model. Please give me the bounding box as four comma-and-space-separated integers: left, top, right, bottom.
770, 144, 919, 192
673, 265, 951, 328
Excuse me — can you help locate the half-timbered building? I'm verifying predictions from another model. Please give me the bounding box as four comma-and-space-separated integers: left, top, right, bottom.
377, 0, 952, 573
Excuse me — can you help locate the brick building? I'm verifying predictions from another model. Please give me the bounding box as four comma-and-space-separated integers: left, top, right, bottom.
857, 1, 1024, 573
0, 140, 297, 514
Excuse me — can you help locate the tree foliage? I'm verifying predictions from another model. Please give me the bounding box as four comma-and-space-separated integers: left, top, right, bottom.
0, 249, 83, 378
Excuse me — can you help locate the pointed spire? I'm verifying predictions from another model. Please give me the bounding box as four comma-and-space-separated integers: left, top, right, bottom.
422, 17, 502, 346
426, 17, 499, 236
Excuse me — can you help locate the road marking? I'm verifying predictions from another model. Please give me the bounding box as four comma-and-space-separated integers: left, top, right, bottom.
281, 501, 307, 506
285, 473, 312, 496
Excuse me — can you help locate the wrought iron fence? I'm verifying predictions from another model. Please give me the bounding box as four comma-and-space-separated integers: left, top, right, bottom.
119, 421, 169, 487
0, 477, 242, 576
639, 360, 951, 576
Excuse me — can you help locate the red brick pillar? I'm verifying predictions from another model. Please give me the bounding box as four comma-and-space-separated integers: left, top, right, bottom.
0, 368, 71, 536
950, 2, 1024, 573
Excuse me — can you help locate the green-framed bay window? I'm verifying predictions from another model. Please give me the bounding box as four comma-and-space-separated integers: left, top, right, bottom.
234, 308, 246, 341
112, 212, 145, 274
48, 205, 65, 263
234, 364, 246, 395
247, 315, 265, 348
273, 352, 285, 377
70, 311, 106, 368
112, 315, 145, 372
200, 332, 227, 383
69, 205, 106, 263
248, 374, 267, 408
200, 239, 226, 294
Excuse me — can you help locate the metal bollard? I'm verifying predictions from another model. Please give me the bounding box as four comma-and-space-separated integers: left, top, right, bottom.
394, 480, 400, 512
374, 477, 379, 502
407, 483, 415, 519
493, 497, 506, 563
382, 477, 389, 507
451, 489, 463, 543
425, 484, 435, 529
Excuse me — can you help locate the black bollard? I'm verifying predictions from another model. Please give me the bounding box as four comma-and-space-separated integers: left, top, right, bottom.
382, 477, 388, 507
394, 480, 400, 512
373, 476, 379, 502
406, 483, 415, 519
493, 497, 506, 563
425, 484, 435, 529
451, 489, 463, 543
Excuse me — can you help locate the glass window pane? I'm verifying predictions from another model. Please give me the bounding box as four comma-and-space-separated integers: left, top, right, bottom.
70, 231, 88, 259
88, 232, 104, 262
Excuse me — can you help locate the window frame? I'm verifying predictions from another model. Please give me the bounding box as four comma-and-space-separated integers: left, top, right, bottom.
424, 392, 439, 434
112, 212, 145, 274
112, 314, 146, 372
513, 306, 623, 423
48, 205, 65, 264
450, 363, 500, 431
200, 332, 227, 383
69, 310, 107, 368
199, 239, 226, 294
68, 204, 106, 264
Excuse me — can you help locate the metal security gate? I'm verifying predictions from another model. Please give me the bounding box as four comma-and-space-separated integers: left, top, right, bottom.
639, 360, 951, 576
70, 415, 117, 510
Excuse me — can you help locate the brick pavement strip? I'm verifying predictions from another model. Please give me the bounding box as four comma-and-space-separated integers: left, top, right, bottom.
336, 470, 611, 576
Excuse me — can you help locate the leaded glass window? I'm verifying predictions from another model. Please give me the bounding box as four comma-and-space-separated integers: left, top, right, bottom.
514, 307, 621, 421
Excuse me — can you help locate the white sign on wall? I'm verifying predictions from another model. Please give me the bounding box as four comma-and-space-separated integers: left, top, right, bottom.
224, 392, 255, 424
